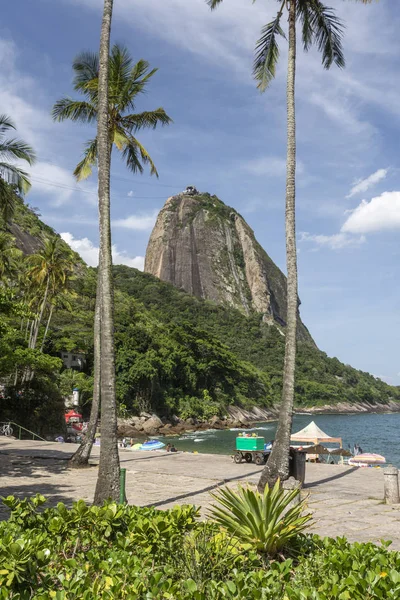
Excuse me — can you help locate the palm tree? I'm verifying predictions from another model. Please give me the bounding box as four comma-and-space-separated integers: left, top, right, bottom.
0, 115, 36, 222
52, 45, 171, 181
207, 0, 371, 490
26, 237, 74, 351
53, 18, 171, 499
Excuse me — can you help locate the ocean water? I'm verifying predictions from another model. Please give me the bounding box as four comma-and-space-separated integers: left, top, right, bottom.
172, 413, 400, 466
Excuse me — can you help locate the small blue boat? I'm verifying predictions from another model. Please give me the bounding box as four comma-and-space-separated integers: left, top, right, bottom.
141, 439, 165, 451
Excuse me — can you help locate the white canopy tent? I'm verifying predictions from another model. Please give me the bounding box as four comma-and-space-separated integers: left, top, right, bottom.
290, 421, 344, 463
290, 421, 342, 447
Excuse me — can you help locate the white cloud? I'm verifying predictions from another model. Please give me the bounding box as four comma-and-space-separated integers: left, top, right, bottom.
42, 214, 97, 226
300, 232, 365, 250
308, 92, 374, 138
112, 211, 158, 231
0, 39, 54, 153
342, 191, 400, 234
346, 168, 388, 199
28, 162, 98, 207
127, 190, 134, 197
301, 188, 400, 249
241, 156, 304, 177
65, 0, 270, 73
60, 232, 145, 270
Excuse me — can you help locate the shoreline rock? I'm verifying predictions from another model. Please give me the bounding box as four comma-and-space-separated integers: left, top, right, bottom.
117, 401, 400, 438
296, 400, 400, 415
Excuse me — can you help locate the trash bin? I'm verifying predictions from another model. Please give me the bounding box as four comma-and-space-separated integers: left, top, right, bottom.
289, 449, 306, 485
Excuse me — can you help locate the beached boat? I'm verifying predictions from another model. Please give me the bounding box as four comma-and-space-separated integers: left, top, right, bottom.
140, 439, 165, 450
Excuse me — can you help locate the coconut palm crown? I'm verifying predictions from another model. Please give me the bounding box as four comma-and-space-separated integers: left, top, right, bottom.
208, 0, 372, 91
0, 115, 36, 221
52, 44, 172, 181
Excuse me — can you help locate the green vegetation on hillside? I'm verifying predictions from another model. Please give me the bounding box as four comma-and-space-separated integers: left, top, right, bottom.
1, 197, 399, 431
112, 266, 400, 410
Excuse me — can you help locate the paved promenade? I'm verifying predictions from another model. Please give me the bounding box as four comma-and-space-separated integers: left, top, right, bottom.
1, 438, 399, 548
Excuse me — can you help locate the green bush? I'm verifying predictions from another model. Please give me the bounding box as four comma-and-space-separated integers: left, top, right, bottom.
0, 495, 399, 599
209, 482, 311, 556
291, 535, 400, 599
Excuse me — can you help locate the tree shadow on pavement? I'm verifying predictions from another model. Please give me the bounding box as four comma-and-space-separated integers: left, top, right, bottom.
143, 469, 261, 509
304, 467, 358, 489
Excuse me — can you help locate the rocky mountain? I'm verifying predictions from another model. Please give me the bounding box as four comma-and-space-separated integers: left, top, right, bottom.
145, 190, 313, 343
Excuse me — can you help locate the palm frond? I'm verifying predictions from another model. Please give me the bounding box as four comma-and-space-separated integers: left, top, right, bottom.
129, 58, 154, 84
52, 98, 97, 123
73, 139, 98, 181
0, 138, 36, 165
133, 137, 158, 176
300, 0, 345, 69
206, 0, 224, 9
0, 114, 16, 135
113, 129, 129, 151
121, 133, 158, 177
116, 60, 158, 112
72, 51, 99, 91
110, 44, 133, 82
253, 12, 286, 91
0, 163, 31, 195
121, 141, 143, 175
297, 1, 313, 52
120, 108, 172, 132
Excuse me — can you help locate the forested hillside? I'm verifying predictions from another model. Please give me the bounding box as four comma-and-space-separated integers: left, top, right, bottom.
1, 197, 399, 433
112, 267, 400, 411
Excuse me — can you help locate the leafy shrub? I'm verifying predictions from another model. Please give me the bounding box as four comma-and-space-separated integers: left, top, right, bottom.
209, 482, 311, 556
171, 524, 261, 595
290, 535, 400, 599
0, 495, 400, 599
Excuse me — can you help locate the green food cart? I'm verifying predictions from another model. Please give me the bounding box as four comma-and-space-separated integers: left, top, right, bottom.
234, 436, 270, 465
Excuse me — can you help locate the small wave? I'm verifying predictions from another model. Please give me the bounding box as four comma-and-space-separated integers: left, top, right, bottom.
247, 426, 272, 431
194, 439, 205, 442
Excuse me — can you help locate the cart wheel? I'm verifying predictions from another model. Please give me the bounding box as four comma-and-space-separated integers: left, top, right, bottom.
244, 453, 253, 463
254, 454, 263, 465
234, 452, 243, 464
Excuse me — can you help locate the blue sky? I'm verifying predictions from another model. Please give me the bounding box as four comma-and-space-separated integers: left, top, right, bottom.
2, 0, 400, 384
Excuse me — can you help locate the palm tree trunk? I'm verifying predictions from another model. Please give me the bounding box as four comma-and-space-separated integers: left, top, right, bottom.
30, 278, 50, 350
25, 319, 30, 341
28, 318, 35, 348
93, 0, 121, 504
70, 282, 101, 467
258, 0, 298, 491
40, 304, 54, 353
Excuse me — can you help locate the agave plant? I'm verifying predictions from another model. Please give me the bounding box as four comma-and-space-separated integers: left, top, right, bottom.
208, 481, 311, 557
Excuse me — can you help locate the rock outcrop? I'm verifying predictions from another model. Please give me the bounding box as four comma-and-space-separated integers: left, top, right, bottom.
145, 191, 313, 342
